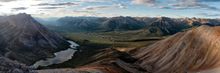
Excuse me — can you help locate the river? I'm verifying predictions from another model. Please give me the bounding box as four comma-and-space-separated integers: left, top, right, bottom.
31, 40, 79, 68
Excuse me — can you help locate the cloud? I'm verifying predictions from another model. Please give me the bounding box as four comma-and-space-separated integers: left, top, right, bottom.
199, 0, 220, 2
12, 7, 27, 11
131, 0, 156, 6
197, 13, 220, 17
0, 0, 16, 2
130, 0, 220, 11
117, 3, 126, 9
79, 0, 112, 3
73, 10, 91, 13
33, 2, 78, 6
47, 9, 102, 17
158, 6, 172, 9
83, 6, 111, 10
39, 7, 64, 9
83, 4, 126, 11
168, 0, 220, 11
171, 0, 203, 9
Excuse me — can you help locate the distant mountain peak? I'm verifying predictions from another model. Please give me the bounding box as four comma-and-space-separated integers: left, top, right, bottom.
14, 13, 31, 17
7, 13, 32, 20
157, 16, 170, 20
146, 16, 190, 35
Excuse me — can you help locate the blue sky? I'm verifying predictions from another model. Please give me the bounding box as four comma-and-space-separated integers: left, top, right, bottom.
0, 0, 219, 18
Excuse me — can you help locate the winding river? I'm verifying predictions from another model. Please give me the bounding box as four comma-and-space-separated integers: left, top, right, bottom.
31, 40, 79, 68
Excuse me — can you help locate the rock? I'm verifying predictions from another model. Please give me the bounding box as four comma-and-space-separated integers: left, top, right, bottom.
0, 57, 36, 73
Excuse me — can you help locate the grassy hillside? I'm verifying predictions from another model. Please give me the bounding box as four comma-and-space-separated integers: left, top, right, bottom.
62, 32, 166, 49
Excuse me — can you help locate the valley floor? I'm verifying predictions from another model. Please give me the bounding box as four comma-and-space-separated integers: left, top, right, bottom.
37, 32, 164, 69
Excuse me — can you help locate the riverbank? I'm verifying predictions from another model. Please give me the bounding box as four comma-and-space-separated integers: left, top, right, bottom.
37, 39, 111, 69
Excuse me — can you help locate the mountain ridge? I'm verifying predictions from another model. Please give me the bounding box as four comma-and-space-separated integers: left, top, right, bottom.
132, 25, 220, 73
40, 16, 220, 36
0, 13, 70, 65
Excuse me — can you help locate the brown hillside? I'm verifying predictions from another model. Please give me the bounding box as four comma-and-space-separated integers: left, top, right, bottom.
133, 25, 220, 73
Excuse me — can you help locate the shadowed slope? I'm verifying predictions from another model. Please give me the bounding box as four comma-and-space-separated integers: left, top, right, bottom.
145, 17, 190, 36
133, 25, 220, 73
0, 13, 70, 65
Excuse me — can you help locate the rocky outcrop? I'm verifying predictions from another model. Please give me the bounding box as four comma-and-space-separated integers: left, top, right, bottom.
0, 57, 35, 73
0, 13, 70, 65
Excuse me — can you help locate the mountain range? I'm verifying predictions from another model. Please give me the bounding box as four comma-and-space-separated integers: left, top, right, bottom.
37, 16, 220, 36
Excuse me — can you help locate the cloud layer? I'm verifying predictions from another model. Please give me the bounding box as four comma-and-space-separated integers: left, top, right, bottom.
168, 0, 220, 11
34, 2, 78, 6
0, 0, 219, 18
198, 13, 220, 17
83, 4, 126, 11
132, 0, 156, 6
12, 7, 27, 11
0, 0, 17, 2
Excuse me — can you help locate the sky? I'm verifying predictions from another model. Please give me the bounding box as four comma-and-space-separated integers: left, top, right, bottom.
0, 0, 219, 18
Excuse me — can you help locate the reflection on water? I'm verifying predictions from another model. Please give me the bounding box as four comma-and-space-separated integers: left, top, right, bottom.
31, 41, 79, 68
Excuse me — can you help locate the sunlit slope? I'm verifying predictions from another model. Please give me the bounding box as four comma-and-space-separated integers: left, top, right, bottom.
133, 25, 220, 73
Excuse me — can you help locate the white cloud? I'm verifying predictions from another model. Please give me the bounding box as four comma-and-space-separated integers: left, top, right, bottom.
131, 0, 156, 6
11, 7, 27, 11
117, 3, 126, 9
82, 3, 126, 11
0, 0, 17, 2
83, 6, 110, 10
79, 0, 112, 3
0, 0, 45, 15
169, 0, 220, 11
33, 2, 79, 6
